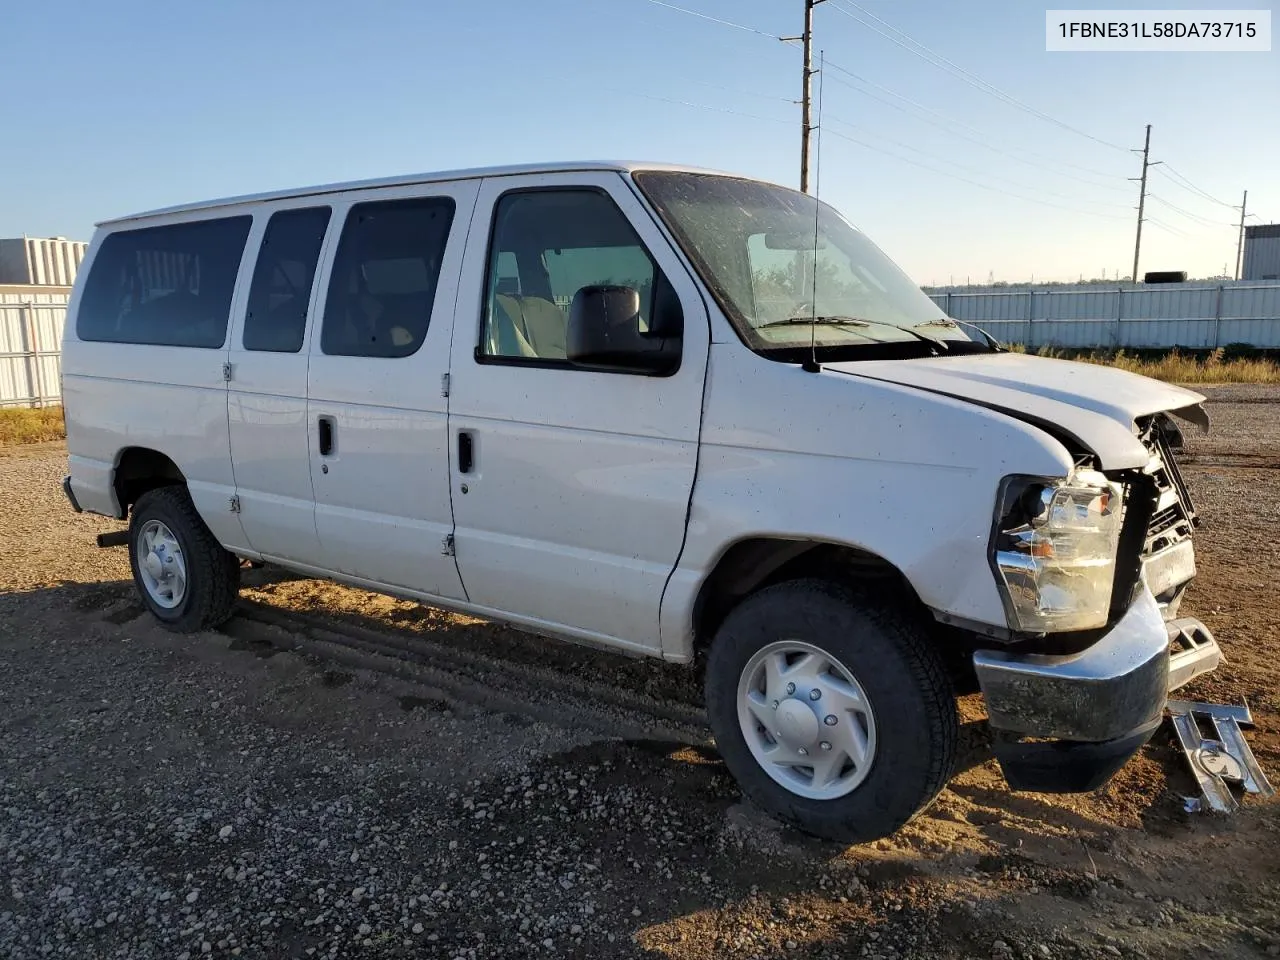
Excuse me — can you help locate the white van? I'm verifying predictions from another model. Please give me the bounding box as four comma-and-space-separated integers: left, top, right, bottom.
61, 162, 1220, 842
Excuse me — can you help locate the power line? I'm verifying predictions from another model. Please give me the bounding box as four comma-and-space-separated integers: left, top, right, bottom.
641, 0, 787, 40
1153, 163, 1237, 209
636, 0, 1139, 200
821, 126, 1131, 221
633, 3, 1131, 216
1147, 194, 1237, 228
635, 0, 1250, 258
828, 0, 1130, 152
819, 66, 1131, 197
1146, 217, 1189, 238
821, 114, 1131, 211
821, 64, 1128, 189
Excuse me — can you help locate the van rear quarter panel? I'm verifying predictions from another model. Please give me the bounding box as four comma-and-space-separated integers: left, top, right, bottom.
660, 344, 1076, 659
61, 221, 252, 549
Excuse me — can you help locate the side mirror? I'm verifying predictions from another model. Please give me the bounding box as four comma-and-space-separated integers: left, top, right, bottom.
566, 284, 681, 375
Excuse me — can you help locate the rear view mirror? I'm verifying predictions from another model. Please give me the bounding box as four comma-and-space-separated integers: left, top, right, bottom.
764, 230, 828, 251
566, 285, 681, 375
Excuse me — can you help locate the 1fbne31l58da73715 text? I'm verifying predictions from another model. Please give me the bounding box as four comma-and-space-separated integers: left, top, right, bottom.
1046, 9, 1271, 50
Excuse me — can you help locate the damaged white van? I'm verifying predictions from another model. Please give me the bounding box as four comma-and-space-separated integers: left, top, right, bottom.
61, 162, 1220, 842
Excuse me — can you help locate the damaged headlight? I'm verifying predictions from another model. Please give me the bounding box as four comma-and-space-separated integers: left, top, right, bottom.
991, 468, 1123, 633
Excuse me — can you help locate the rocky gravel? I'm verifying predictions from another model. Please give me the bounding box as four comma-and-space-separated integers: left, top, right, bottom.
2, 390, 1279, 959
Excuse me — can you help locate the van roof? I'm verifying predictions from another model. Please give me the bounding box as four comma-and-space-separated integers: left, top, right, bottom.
99, 160, 747, 227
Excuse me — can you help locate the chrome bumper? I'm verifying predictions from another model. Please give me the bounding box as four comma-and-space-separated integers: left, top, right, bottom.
973, 587, 1222, 743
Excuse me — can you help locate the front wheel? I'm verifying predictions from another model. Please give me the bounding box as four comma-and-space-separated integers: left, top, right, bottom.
705, 578, 957, 843
128, 486, 240, 633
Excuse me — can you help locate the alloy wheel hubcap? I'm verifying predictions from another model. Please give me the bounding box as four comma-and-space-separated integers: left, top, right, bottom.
737, 640, 877, 800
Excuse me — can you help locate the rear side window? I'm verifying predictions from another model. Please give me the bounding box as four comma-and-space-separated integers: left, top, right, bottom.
320, 197, 455, 358
243, 207, 331, 353
77, 217, 251, 347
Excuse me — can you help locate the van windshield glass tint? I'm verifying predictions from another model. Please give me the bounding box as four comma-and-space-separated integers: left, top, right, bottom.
633, 172, 974, 358
78, 217, 252, 348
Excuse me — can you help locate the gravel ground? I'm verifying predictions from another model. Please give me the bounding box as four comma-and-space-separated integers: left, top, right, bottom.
1, 389, 1278, 960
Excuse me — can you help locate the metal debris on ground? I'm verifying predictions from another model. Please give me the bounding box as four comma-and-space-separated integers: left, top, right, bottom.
1167, 699, 1274, 814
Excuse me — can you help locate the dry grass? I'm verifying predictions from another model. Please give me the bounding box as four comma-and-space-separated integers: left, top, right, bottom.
0, 406, 66, 445
1009, 346, 1280, 384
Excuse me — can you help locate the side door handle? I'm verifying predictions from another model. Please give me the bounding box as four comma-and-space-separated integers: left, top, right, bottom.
457, 430, 474, 474
317, 416, 335, 457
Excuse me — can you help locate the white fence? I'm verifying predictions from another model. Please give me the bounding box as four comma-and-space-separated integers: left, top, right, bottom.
927, 282, 1280, 349
0, 289, 69, 407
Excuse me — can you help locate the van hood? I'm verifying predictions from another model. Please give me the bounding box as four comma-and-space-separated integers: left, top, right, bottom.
825, 352, 1208, 470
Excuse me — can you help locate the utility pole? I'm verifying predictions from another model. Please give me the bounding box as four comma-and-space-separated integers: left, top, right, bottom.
785, 0, 827, 194
1129, 124, 1160, 283
1234, 189, 1248, 280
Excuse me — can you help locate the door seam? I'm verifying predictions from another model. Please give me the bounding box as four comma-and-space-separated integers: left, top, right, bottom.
440, 183, 485, 604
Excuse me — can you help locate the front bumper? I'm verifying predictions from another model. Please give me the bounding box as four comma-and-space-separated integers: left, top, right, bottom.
973, 586, 1221, 790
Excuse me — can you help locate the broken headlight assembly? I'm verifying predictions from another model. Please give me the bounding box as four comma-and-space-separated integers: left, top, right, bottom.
991, 468, 1124, 633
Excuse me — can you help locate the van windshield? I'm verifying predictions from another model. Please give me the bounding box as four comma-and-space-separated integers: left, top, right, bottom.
633, 171, 982, 361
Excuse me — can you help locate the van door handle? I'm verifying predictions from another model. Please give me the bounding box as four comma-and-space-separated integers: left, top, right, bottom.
317, 416, 335, 457
457, 431, 474, 474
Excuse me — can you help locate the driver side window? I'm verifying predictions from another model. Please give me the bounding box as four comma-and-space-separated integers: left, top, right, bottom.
479, 189, 658, 362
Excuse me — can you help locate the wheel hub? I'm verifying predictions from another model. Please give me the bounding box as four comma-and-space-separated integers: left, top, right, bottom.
775, 698, 819, 749
135, 519, 187, 610
736, 639, 878, 801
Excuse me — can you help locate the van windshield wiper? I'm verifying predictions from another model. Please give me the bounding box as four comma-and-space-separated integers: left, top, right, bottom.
917, 317, 1003, 352
755, 315, 949, 352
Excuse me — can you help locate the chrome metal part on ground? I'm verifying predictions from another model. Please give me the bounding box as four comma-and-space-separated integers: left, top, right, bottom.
1167, 699, 1274, 813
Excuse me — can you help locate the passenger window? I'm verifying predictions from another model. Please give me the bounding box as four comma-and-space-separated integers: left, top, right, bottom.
320, 197, 455, 358
480, 190, 658, 361
243, 207, 331, 353
77, 216, 252, 347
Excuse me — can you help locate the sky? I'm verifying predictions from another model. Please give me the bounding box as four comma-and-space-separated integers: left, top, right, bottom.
1, 0, 1275, 285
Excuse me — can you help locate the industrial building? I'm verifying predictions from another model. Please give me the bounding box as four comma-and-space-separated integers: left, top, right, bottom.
0, 236, 87, 286
1243, 224, 1280, 281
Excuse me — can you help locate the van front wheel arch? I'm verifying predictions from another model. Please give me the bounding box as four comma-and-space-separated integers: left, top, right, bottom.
128, 486, 240, 632
705, 578, 957, 843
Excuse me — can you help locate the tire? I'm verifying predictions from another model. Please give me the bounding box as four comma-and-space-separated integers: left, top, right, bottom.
128, 485, 240, 633
705, 578, 957, 844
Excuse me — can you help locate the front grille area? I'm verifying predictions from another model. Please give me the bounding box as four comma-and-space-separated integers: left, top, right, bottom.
1137, 415, 1198, 557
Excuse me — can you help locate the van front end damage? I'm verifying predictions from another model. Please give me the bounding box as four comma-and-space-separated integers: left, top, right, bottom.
973, 409, 1225, 793
974, 587, 1221, 791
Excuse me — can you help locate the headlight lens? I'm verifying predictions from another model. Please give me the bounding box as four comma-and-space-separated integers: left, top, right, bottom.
992, 468, 1123, 632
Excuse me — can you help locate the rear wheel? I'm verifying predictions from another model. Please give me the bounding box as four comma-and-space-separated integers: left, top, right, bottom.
705, 578, 957, 843
128, 486, 239, 632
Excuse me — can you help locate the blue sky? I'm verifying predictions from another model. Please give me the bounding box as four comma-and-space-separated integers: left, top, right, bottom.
1, 0, 1275, 284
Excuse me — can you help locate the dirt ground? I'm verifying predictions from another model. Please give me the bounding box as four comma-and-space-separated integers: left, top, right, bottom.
1, 384, 1277, 959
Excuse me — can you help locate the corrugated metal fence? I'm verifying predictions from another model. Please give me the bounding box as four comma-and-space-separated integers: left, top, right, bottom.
927, 281, 1280, 349
0, 288, 69, 407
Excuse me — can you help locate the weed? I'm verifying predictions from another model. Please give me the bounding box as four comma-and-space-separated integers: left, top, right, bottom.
0, 406, 66, 445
